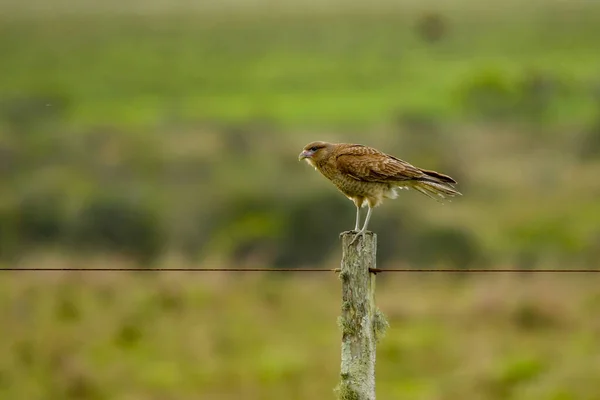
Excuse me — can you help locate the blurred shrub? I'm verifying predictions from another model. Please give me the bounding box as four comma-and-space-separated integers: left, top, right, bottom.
273, 194, 350, 267
71, 196, 164, 264
415, 12, 448, 43
578, 113, 600, 160
582, 231, 600, 268
0, 95, 69, 134
0, 194, 67, 257
509, 217, 582, 268
393, 110, 442, 138
486, 356, 545, 398
511, 302, 561, 331
518, 70, 563, 121
0, 202, 19, 258
114, 322, 144, 349
459, 69, 518, 119
0, 136, 18, 178
459, 68, 567, 123
175, 210, 219, 261
55, 295, 81, 323
368, 207, 419, 267
221, 124, 256, 156
407, 226, 483, 268
17, 194, 67, 245
199, 195, 287, 266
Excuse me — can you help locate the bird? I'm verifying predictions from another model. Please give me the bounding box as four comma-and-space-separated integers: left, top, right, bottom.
298, 141, 461, 244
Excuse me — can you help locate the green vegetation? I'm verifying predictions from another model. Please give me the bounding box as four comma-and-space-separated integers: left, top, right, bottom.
335, 379, 361, 400
3, 0, 600, 268
1, 271, 600, 399
2, 0, 600, 267
2, 0, 600, 398
373, 308, 389, 343
2, 1, 600, 128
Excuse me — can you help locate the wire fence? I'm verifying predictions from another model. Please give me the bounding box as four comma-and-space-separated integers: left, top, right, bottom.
1, 267, 599, 273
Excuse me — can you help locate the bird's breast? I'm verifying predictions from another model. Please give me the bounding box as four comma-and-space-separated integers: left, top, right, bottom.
316, 163, 390, 202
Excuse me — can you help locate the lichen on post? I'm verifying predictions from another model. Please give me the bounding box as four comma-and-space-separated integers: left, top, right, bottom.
336, 231, 386, 400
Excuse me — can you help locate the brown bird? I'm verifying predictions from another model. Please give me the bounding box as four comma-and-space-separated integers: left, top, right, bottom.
299, 141, 461, 244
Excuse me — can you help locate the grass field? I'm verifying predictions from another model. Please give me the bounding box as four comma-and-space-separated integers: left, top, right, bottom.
2, 258, 600, 399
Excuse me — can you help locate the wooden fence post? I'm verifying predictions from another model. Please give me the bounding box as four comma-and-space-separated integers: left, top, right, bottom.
336, 231, 388, 400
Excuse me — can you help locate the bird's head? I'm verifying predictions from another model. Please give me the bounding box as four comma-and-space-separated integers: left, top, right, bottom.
299, 141, 333, 166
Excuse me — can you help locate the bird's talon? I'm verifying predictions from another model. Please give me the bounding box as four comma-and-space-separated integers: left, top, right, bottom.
349, 231, 365, 245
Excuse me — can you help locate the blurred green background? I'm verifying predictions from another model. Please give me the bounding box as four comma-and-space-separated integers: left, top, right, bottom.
2, 0, 600, 399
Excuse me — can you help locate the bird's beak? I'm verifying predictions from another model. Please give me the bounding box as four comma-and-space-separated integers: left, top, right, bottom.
298, 150, 311, 161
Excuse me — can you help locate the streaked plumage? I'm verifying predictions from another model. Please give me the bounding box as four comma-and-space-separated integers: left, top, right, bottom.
298, 141, 461, 243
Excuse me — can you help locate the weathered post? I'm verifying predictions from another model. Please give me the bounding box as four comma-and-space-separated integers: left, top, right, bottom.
336, 231, 388, 400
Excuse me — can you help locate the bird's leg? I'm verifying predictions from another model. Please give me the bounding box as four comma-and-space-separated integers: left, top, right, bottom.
350, 205, 373, 245
354, 205, 361, 231
352, 198, 363, 232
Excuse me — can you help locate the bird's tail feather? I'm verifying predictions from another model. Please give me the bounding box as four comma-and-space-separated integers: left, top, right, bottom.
409, 169, 462, 202
419, 168, 457, 184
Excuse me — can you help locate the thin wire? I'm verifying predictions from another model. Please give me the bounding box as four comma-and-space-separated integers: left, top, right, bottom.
1, 268, 599, 273
371, 268, 600, 273
0, 268, 336, 272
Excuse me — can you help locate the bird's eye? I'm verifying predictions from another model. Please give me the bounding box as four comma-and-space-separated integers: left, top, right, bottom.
310, 146, 318, 152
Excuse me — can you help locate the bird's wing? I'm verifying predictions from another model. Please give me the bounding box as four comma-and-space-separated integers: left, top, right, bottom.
335, 145, 424, 183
